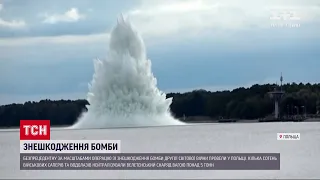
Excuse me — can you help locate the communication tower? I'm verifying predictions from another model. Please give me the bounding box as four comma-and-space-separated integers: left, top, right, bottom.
268, 73, 285, 119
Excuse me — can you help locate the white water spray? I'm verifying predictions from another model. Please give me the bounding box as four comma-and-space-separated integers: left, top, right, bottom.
71, 15, 184, 129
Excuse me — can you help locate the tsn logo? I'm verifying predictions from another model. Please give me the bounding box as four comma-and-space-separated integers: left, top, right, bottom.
20, 120, 50, 140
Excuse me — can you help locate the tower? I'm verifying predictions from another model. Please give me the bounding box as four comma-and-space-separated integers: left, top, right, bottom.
268, 73, 285, 119
280, 72, 283, 90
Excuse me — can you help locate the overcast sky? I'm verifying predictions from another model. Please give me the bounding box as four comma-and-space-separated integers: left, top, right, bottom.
0, 0, 320, 105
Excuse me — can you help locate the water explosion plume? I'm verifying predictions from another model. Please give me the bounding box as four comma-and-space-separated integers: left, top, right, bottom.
71, 15, 184, 129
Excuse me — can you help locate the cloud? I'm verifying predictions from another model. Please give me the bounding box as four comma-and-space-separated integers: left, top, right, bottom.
0, 0, 319, 106
0, 3, 26, 28
42, 8, 85, 24
1, 0, 320, 47
126, 0, 320, 38
0, 92, 86, 105
0, 33, 110, 47
0, 19, 26, 28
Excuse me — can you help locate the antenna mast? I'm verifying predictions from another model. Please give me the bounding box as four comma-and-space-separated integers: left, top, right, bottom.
280, 72, 283, 91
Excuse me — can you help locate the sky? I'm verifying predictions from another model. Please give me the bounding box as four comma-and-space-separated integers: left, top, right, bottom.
0, 0, 320, 105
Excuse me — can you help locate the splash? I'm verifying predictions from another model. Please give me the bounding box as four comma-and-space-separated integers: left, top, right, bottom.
71, 15, 184, 129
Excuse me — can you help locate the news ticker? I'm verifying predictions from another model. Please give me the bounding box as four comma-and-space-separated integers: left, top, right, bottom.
18, 120, 291, 170
20, 141, 280, 170
20, 153, 280, 170
21, 140, 120, 153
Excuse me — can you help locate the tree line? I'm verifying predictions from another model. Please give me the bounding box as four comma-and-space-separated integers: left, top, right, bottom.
1, 82, 320, 127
